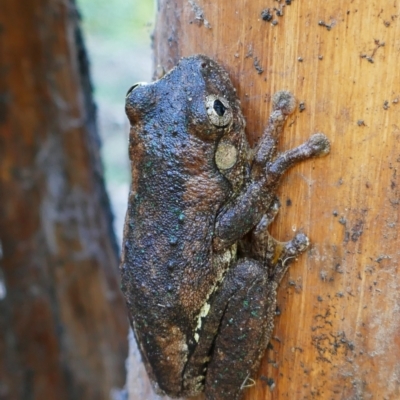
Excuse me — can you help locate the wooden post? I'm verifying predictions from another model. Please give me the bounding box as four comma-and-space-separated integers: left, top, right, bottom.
128, 0, 400, 399
0, 1, 128, 399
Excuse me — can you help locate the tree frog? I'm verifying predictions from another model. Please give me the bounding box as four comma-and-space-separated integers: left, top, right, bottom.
120, 54, 330, 400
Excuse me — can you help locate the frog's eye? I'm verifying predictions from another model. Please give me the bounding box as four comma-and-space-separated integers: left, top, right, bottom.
126, 82, 147, 97
205, 95, 233, 127
213, 99, 226, 116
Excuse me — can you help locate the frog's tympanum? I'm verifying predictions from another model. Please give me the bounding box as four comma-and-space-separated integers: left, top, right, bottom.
120, 55, 330, 400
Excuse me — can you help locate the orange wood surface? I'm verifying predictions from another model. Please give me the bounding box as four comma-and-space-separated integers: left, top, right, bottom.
129, 1, 400, 399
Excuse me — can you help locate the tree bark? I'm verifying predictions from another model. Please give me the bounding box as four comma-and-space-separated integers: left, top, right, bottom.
128, 0, 400, 399
0, 1, 128, 399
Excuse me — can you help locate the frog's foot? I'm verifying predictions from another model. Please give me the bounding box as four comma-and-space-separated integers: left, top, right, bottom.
250, 204, 310, 283
268, 231, 309, 284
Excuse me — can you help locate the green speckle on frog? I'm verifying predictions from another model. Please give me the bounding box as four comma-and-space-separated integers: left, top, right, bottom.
120, 54, 330, 400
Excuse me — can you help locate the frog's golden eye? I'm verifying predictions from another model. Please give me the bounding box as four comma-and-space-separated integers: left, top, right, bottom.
205, 95, 233, 127
126, 82, 147, 97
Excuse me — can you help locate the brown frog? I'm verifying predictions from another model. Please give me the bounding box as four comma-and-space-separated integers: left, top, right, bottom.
120, 54, 330, 400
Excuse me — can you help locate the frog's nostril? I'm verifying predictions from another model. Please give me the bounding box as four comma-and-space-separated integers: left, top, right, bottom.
126, 82, 147, 97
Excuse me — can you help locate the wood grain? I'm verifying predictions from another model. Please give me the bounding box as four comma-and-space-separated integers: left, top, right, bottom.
129, 1, 400, 399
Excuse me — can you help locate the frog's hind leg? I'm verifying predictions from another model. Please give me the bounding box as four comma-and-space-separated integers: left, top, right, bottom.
200, 259, 273, 400
250, 208, 309, 357
244, 200, 310, 359
184, 213, 309, 400
243, 197, 280, 260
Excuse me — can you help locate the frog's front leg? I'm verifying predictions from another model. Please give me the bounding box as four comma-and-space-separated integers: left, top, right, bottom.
213, 92, 330, 251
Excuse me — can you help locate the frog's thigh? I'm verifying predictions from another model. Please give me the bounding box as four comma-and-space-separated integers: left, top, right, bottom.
205, 258, 273, 400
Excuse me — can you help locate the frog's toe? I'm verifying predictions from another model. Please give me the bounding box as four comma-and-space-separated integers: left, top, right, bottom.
272, 90, 296, 115
307, 133, 331, 157
287, 232, 310, 256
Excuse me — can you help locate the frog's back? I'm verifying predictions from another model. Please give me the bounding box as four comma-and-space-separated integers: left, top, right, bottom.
119, 121, 230, 393
122, 115, 232, 313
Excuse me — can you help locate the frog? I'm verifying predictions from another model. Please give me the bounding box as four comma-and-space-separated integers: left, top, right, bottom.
120, 54, 330, 400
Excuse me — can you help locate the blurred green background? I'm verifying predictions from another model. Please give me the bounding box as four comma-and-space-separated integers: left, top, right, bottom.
77, 0, 155, 240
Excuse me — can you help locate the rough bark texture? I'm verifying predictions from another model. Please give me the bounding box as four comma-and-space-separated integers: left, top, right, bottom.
128, 0, 400, 399
0, 1, 128, 399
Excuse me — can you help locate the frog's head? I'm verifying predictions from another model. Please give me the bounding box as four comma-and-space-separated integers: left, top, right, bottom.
125, 55, 245, 142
